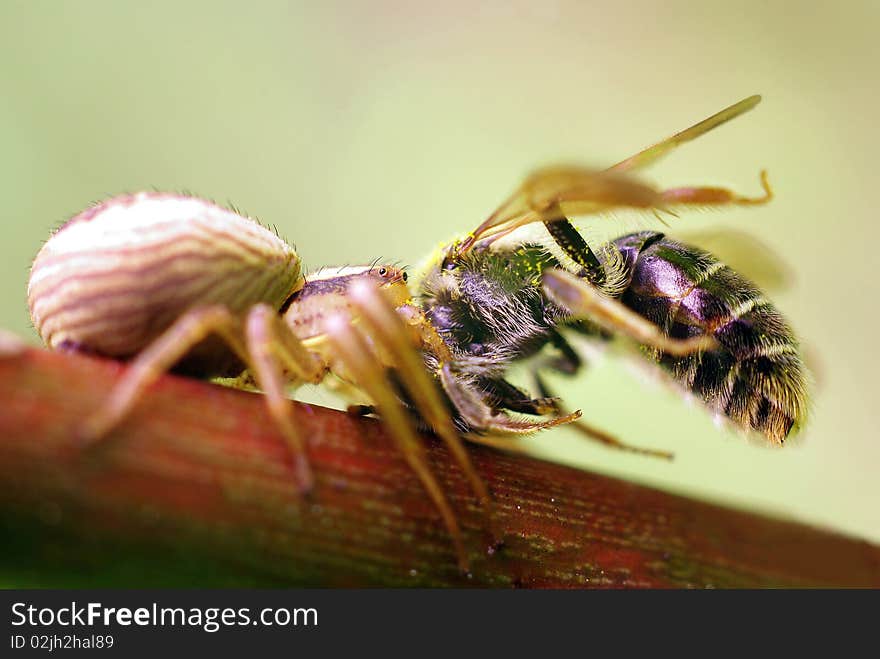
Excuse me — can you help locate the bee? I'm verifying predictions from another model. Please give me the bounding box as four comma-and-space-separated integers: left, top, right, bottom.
26, 95, 808, 570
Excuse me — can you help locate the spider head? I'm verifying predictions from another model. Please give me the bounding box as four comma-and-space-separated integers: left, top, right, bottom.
287, 264, 411, 315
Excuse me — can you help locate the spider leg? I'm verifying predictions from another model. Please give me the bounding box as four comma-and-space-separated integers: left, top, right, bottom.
347, 281, 492, 515
542, 268, 716, 357
243, 304, 329, 492
245, 304, 327, 385
79, 305, 249, 446
323, 310, 470, 572
79, 303, 327, 492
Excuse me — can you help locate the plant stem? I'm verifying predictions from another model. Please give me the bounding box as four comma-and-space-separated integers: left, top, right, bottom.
1, 343, 877, 587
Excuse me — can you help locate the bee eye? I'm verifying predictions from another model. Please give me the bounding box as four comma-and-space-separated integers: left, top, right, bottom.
378, 267, 387, 276
402, 272, 408, 282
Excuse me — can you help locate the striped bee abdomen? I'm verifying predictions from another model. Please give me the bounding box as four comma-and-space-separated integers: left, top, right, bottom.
613, 231, 808, 443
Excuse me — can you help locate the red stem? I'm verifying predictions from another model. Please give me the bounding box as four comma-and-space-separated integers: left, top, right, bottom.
1, 342, 877, 587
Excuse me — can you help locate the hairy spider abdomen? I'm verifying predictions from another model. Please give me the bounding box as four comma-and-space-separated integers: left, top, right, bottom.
28, 193, 303, 375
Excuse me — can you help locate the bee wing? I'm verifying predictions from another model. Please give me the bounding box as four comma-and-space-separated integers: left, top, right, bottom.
460, 95, 767, 254
674, 228, 794, 294
608, 95, 762, 173
461, 167, 663, 251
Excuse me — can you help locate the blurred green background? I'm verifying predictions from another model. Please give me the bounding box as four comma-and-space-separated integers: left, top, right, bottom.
1, 0, 877, 552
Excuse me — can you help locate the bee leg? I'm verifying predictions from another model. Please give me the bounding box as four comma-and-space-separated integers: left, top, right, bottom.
323, 309, 470, 572
439, 364, 581, 434
479, 377, 559, 416
346, 281, 497, 542
532, 371, 674, 460
243, 304, 330, 492
546, 327, 589, 375
79, 305, 250, 446
543, 268, 717, 356
542, 214, 607, 287
660, 170, 772, 207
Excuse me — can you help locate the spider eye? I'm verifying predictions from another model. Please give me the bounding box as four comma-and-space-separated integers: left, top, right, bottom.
378, 267, 387, 276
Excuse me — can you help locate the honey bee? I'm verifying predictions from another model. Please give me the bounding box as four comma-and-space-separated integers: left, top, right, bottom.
26, 95, 808, 570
